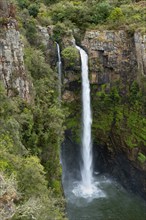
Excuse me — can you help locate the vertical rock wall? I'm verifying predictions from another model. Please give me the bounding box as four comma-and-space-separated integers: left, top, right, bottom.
0, 0, 9, 17
82, 30, 138, 86
134, 32, 146, 76
0, 22, 32, 101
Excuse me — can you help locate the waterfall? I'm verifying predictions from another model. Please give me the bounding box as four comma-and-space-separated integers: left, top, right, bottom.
57, 43, 62, 165
72, 46, 105, 199
57, 43, 62, 101
76, 46, 93, 187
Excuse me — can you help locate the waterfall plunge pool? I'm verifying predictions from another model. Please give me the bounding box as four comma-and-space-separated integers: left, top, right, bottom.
61, 141, 146, 220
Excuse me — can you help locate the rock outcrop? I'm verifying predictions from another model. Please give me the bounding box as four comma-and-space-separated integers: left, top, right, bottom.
134, 32, 146, 76
0, 22, 32, 101
0, 1, 9, 17
82, 30, 138, 85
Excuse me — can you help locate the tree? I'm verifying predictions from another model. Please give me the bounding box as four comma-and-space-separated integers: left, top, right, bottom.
28, 3, 39, 18
17, 0, 29, 9
91, 1, 112, 24
108, 7, 125, 23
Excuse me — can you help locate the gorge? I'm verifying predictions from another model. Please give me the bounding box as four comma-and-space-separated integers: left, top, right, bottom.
0, 1, 146, 220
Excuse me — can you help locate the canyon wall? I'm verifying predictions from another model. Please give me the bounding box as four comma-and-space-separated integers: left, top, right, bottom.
81, 30, 146, 85
0, 5, 32, 101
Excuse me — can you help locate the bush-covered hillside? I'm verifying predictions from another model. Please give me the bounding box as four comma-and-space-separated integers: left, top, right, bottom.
0, 0, 67, 219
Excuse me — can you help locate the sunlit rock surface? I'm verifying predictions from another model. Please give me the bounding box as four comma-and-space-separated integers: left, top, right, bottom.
0, 21, 32, 101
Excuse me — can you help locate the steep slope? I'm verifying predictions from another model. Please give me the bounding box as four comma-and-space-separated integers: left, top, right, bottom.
0, 1, 67, 220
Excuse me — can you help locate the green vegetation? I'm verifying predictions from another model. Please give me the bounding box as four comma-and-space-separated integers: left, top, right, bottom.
0, 63, 66, 219
0, 172, 66, 220
1, 0, 146, 218
62, 46, 79, 67
63, 95, 82, 143
12, 0, 145, 37
17, 0, 39, 17
138, 153, 146, 163
108, 7, 125, 24
91, 1, 112, 24
52, 22, 69, 42
1, 1, 68, 219
91, 81, 146, 160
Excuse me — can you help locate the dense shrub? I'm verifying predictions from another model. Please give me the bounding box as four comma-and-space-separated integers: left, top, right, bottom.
0, 44, 66, 217
24, 47, 52, 79
52, 22, 68, 42
91, 1, 113, 24
28, 3, 39, 17
17, 0, 39, 17
44, 0, 59, 5
17, 0, 29, 9
24, 19, 38, 45
110, 0, 132, 7
62, 46, 79, 67
50, 1, 91, 29
108, 7, 125, 23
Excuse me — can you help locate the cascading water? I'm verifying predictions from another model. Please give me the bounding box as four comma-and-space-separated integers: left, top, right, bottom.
57, 43, 63, 166
73, 46, 105, 198
57, 43, 62, 102
76, 46, 93, 187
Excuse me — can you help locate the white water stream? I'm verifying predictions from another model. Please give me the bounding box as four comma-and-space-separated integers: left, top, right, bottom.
76, 46, 93, 186
75, 46, 105, 198
57, 43, 62, 101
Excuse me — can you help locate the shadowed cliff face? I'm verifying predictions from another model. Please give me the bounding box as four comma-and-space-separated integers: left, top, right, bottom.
93, 143, 146, 200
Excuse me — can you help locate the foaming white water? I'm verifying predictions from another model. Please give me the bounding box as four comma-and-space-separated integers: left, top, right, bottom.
72, 181, 106, 200
75, 46, 105, 199
57, 43, 62, 101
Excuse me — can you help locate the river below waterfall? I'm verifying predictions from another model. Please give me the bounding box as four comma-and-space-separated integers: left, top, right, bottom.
61, 141, 146, 220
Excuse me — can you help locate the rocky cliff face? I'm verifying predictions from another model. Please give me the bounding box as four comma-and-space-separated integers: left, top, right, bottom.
134, 32, 146, 76
81, 29, 146, 150
0, 21, 32, 101
0, 1, 9, 17
62, 29, 146, 198
82, 30, 139, 85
